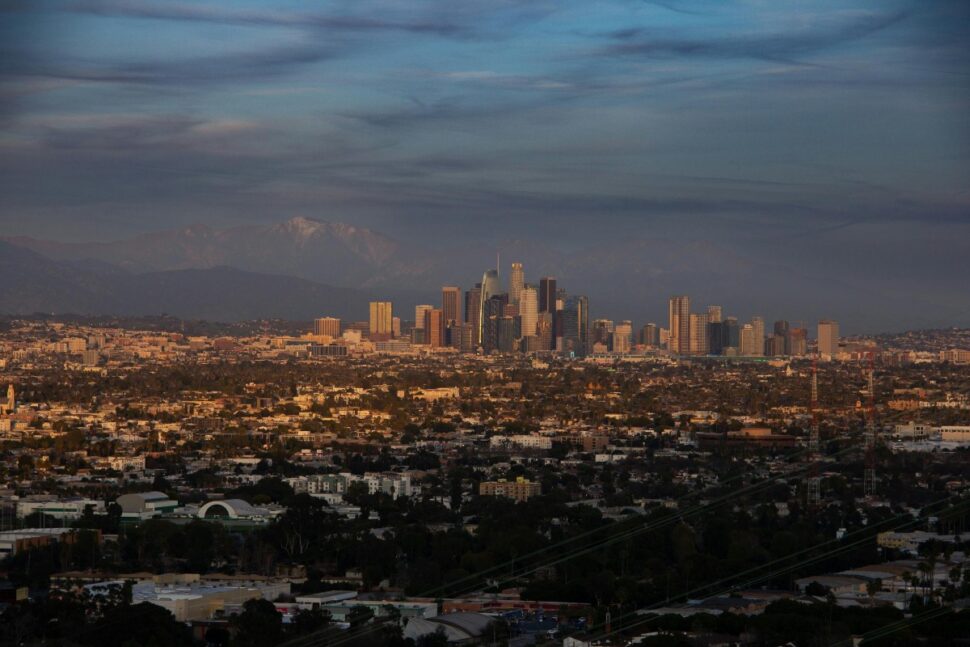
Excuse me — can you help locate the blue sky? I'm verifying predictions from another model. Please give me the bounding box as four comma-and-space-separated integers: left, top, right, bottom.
1, 0, 969, 327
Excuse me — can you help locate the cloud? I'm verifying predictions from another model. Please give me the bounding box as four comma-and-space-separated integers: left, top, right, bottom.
6, 39, 337, 86
603, 10, 910, 63
0, 0, 967, 329
637, 1, 709, 17
8, 113, 270, 157
67, 0, 465, 36
339, 97, 515, 129
424, 70, 575, 91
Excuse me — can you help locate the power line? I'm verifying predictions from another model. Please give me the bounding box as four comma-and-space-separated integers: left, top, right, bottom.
278, 444, 861, 647
591, 496, 969, 643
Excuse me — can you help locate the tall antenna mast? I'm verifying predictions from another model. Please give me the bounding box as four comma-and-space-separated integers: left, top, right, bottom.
863, 352, 877, 498
806, 355, 821, 506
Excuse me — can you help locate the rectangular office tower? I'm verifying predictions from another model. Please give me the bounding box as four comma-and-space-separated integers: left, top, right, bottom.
668, 295, 690, 355
818, 320, 840, 357
313, 317, 340, 338
518, 285, 538, 338
689, 313, 709, 355
509, 263, 524, 305
465, 285, 482, 344
369, 301, 393, 341
414, 305, 433, 330
640, 323, 659, 347
441, 286, 461, 325
424, 308, 445, 348
562, 295, 589, 356
539, 277, 557, 313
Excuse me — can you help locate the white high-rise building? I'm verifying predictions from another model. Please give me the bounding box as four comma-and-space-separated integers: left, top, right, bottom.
668, 296, 690, 354
518, 285, 538, 338
613, 320, 633, 354
750, 316, 765, 357
689, 313, 709, 355
414, 305, 433, 329
509, 262, 524, 305
707, 305, 722, 323
740, 324, 756, 356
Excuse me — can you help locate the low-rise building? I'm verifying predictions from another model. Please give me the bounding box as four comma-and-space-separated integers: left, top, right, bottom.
479, 477, 541, 502
15, 495, 105, 521
117, 491, 179, 521
876, 531, 962, 554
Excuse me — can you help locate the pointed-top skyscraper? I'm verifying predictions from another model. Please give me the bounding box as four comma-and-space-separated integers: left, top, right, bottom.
477, 269, 500, 345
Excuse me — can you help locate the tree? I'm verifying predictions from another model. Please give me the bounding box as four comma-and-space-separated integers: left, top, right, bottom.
291, 608, 331, 636
205, 626, 231, 646
231, 598, 283, 647
268, 493, 338, 559
416, 627, 449, 647
80, 602, 193, 647
866, 578, 882, 607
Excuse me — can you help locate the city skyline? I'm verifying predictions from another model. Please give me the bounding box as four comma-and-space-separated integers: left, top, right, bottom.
336, 260, 852, 358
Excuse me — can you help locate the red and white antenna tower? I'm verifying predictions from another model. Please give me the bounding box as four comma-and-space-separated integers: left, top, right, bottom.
806, 355, 821, 506
863, 352, 877, 498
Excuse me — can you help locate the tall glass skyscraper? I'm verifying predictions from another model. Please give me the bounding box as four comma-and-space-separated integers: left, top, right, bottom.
477, 269, 500, 345
722, 317, 740, 352
538, 277, 557, 313
562, 295, 589, 356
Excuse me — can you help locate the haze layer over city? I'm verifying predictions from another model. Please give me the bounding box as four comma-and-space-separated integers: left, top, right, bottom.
0, 2, 969, 647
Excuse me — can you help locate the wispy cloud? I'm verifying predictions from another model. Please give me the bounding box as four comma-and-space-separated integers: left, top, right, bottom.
603, 10, 910, 63
7, 39, 337, 86
68, 0, 466, 36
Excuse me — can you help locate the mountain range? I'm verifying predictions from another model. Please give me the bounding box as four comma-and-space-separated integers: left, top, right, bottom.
2, 216, 969, 331
0, 240, 386, 322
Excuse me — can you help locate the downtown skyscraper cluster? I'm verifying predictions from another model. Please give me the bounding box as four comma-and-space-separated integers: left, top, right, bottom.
663, 295, 840, 358
461, 264, 589, 355
333, 274, 842, 358
379, 262, 589, 355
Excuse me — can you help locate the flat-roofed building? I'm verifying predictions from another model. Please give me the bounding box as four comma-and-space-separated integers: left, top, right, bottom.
369, 301, 393, 340
479, 477, 541, 502
117, 491, 179, 521
313, 317, 341, 337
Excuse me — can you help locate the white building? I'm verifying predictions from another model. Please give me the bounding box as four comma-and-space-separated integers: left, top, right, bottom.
939, 426, 970, 442
489, 434, 553, 450
519, 286, 538, 338
116, 491, 179, 521
15, 496, 105, 521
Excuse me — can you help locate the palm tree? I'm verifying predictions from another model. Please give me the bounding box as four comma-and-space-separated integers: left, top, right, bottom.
866, 578, 882, 608
917, 560, 933, 603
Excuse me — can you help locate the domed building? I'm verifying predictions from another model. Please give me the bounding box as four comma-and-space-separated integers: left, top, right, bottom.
403, 612, 502, 645
197, 499, 272, 521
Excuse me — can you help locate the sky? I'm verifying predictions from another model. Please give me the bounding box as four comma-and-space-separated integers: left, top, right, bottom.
1, 0, 969, 327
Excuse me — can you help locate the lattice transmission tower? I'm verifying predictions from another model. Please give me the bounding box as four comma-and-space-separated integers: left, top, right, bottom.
863, 352, 877, 498
806, 355, 821, 506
